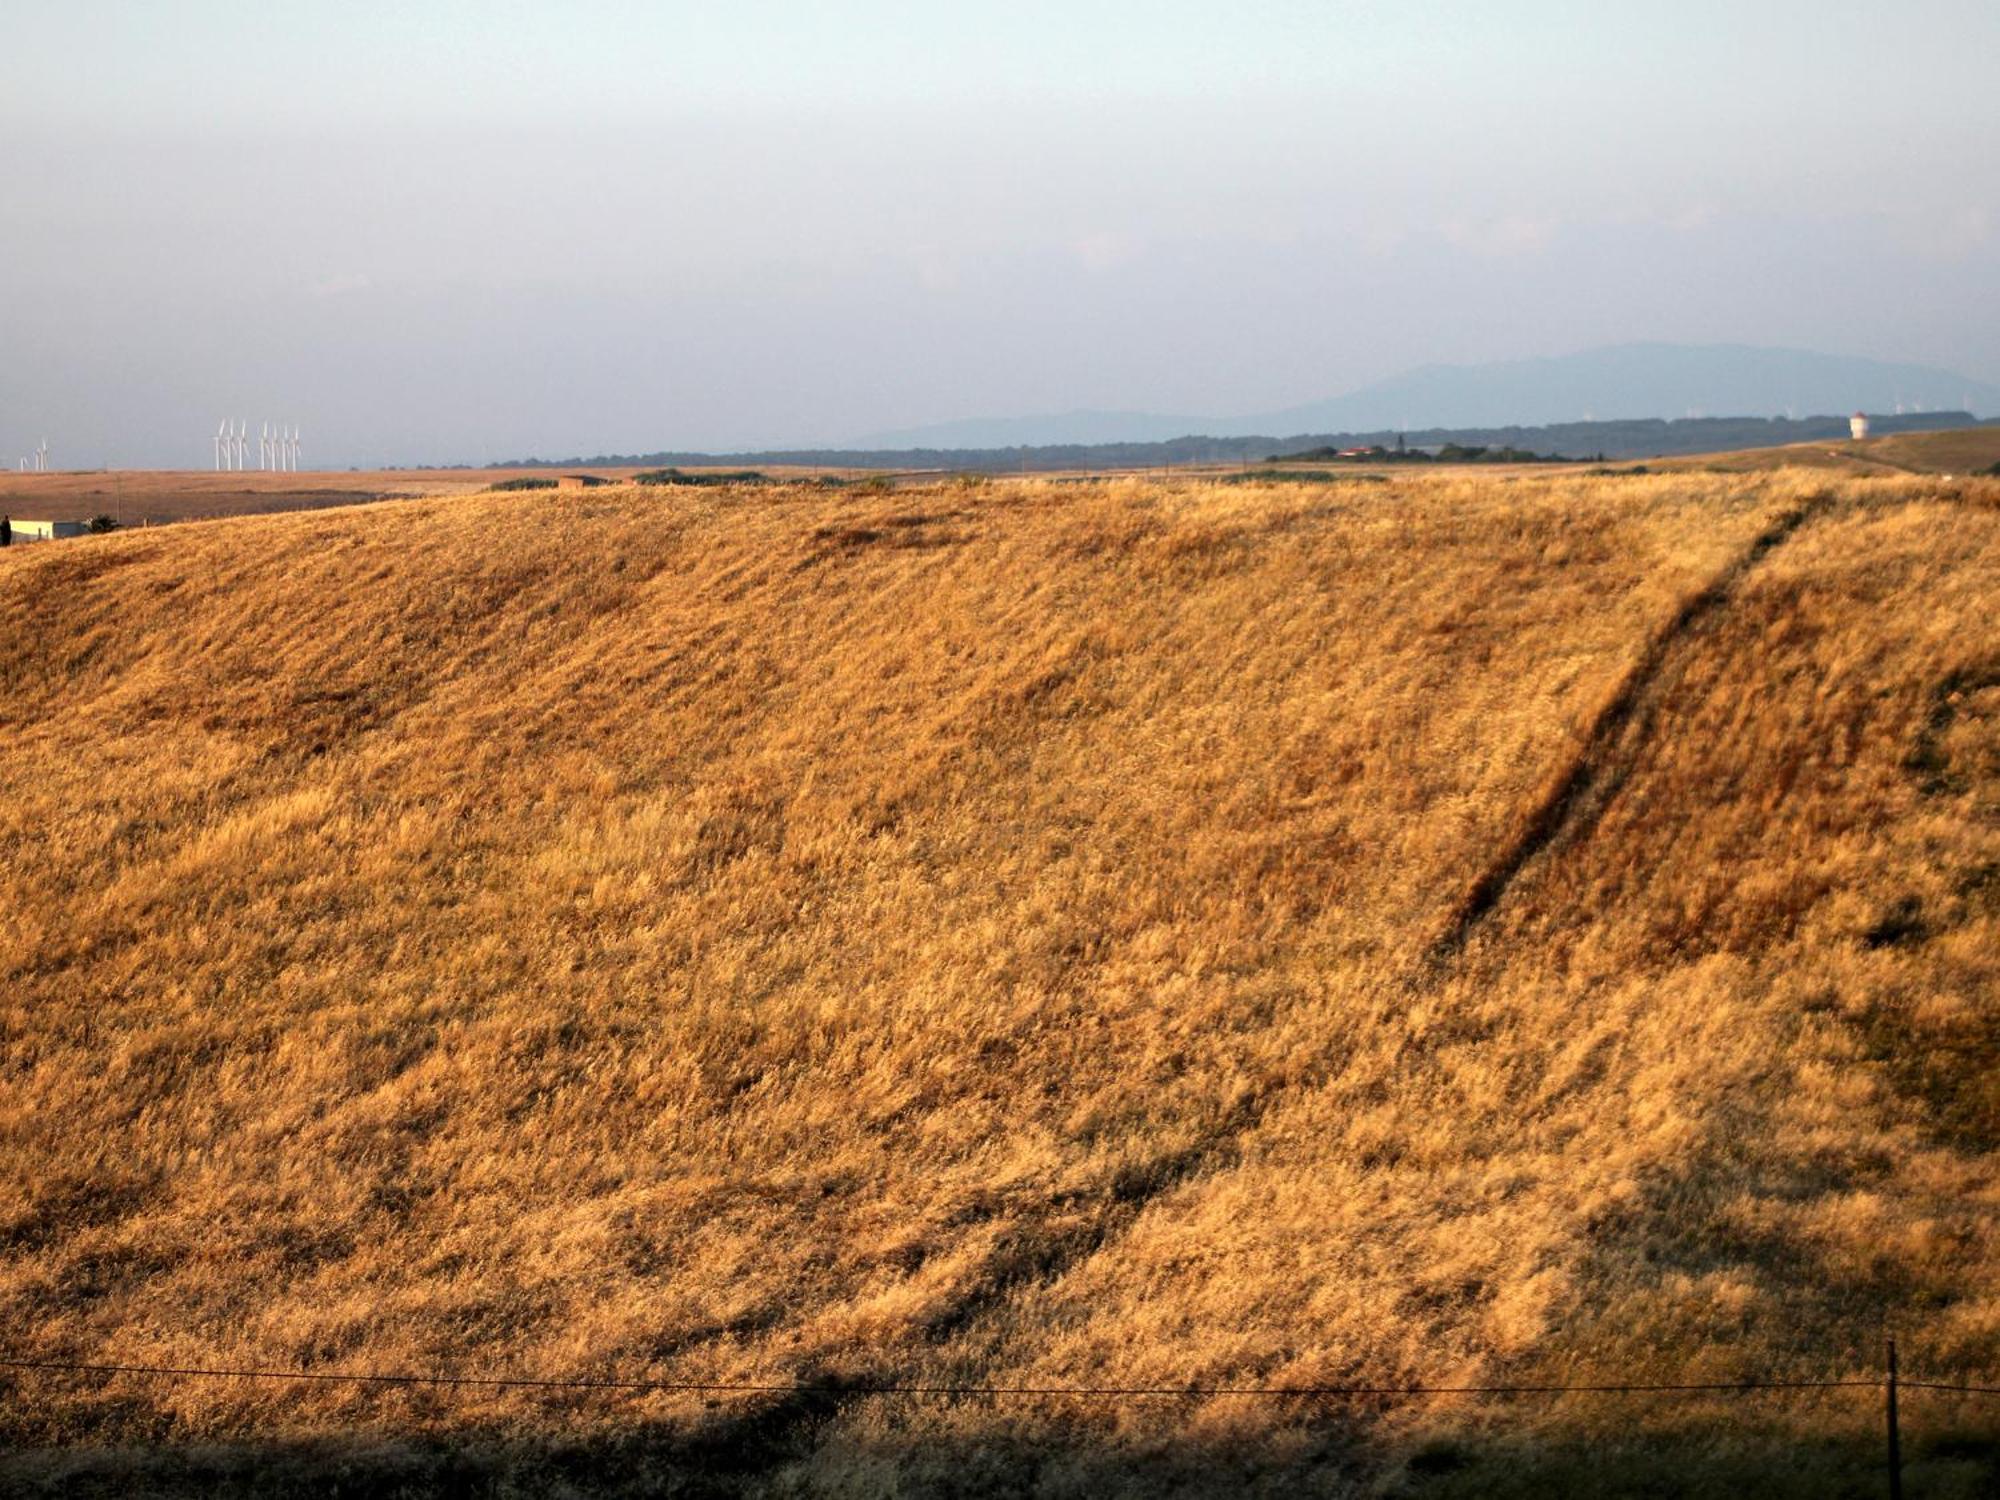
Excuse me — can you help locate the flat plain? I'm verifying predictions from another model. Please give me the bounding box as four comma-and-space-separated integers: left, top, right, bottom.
0, 469, 522, 528
1, 467, 1995, 1496
0, 466, 918, 530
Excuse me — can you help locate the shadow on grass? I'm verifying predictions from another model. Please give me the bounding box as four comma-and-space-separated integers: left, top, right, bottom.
1, 1412, 1994, 1499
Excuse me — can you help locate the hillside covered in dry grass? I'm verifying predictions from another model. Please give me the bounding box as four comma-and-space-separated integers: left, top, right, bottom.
1, 470, 1996, 1496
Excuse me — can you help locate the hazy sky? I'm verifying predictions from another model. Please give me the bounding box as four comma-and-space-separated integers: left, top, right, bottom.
5, 1, 1997, 465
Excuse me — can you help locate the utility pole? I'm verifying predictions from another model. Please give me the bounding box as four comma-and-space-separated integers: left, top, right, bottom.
1886, 1337, 1902, 1500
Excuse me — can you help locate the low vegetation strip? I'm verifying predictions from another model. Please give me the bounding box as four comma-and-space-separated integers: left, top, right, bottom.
1, 470, 1995, 1495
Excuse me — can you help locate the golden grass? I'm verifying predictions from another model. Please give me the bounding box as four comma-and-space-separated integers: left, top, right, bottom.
0, 469, 1995, 1494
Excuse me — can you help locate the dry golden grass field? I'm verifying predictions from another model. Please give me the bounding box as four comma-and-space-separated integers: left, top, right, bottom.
1, 468, 1996, 1496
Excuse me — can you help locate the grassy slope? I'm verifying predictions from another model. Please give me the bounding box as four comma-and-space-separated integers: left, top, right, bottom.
0, 472, 1995, 1495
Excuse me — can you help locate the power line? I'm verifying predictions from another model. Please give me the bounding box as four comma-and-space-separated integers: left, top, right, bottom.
0, 1356, 1914, 1402
1900, 1380, 2000, 1397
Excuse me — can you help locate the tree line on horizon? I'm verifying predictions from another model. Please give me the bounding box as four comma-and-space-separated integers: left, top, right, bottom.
492, 410, 1991, 474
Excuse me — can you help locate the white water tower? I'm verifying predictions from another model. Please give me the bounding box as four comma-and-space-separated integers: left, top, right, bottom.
1850, 412, 1870, 440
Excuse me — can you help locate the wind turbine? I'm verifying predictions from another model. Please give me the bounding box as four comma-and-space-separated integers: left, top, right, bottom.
288, 424, 301, 472
236, 420, 248, 471
36, 439, 48, 473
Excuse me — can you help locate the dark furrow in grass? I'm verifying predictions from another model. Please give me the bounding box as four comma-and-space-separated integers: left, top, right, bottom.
678, 1103, 1262, 1477
914, 1095, 1261, 1349
1424, 489, 1836, 964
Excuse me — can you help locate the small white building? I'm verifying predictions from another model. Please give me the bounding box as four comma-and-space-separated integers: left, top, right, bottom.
4, 518, 87, 544
1850, 412, 1871, 441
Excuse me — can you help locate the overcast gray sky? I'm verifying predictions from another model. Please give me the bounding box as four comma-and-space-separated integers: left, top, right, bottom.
4, 1, 1997, 466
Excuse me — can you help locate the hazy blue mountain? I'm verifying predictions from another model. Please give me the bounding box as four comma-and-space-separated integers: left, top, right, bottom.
1239, 343, 2000, 433
851, 344, 2000, 448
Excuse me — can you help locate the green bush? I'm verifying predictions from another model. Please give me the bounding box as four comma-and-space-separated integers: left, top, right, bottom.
634, 469, 769, 487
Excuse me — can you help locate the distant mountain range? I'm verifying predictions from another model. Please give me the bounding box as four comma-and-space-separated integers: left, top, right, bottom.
853, 343, 2000, 449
